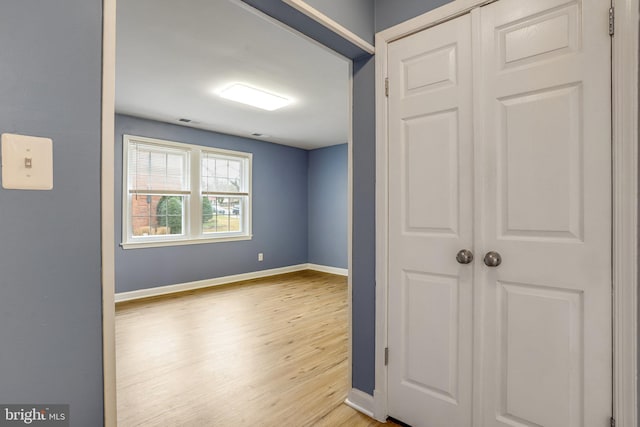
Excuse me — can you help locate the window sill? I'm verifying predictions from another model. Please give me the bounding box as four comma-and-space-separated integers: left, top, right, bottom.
120, 234, 253, 250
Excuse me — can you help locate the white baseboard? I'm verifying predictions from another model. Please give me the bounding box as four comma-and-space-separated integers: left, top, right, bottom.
307, 263, 348, 276
115, 264, 309, 303
115, 263, 348, 303
345, 388, 376, 419
373, 388, 388, 423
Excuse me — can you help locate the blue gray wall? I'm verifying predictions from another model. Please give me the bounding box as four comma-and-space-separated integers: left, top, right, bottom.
242, 0, 371, 59
308, 144, 348, 269
115, 114, 309, 293
351, 55, 377, 393
0, 1, 104, 425
374, 0, 453, 31
303, 0, 375, 44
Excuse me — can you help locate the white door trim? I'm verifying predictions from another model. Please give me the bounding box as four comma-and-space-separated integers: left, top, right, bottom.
611, 0, 639, 425
101, 0, 117, 425
281, 0, 375, 54
374, 0, 638, 424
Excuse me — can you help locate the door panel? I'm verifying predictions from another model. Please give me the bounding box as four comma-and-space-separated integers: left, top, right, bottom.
498, 2, 580, 69
499, 84, 583, 240
388, 13, 474, 427
405, 111, 460, 234
404, 44, 458, 93
403, 271, 460, 402
496, 282, 583, 427
478, 0, 611, 426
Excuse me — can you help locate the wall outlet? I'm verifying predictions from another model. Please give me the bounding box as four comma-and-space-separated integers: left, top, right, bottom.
258, 253, 264, 262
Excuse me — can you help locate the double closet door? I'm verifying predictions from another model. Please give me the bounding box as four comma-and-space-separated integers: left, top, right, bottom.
386, 0, 612, 426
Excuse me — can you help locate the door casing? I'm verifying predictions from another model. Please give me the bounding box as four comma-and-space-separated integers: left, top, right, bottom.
374, 0, 639, 425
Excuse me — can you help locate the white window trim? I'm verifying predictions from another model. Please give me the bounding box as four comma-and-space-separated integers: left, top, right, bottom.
121, 134, 253, 249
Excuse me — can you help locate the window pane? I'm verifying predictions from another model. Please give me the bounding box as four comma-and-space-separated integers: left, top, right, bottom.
129, 143, 188, 191
201, 153, 243, 193
202, 196, 243, 233
131, 195, 184, 236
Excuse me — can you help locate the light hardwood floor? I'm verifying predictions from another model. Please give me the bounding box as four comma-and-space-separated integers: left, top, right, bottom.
116, 270, 400, 426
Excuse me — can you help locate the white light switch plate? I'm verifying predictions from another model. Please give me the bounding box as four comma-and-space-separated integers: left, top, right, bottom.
1, 133, 53, 190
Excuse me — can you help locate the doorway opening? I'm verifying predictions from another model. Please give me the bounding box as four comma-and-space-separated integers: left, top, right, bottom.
101, 0, 371, 424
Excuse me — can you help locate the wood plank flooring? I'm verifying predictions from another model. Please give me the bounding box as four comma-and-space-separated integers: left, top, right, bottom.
116, 270, 399, 426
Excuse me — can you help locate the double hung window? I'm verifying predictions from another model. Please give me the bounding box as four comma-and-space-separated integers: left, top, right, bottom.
122, 135, 252, 248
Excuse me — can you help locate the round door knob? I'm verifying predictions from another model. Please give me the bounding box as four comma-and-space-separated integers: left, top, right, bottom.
483, 251, 502, 267
456, 249, 474, 264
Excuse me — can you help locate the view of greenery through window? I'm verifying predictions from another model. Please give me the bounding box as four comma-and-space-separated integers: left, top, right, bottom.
155, 196, 187, 234
125, 136, 250, 244
132, 195, 242, 236
202, 196, 241, 233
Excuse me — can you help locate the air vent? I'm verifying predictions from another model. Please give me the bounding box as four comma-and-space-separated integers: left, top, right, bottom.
178, 118, 192, 123
251, 133, 270, 138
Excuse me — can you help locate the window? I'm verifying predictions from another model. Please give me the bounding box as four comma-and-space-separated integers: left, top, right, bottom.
122, 135, 252, 248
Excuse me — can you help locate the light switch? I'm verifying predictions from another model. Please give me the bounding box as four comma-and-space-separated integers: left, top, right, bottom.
1, 133, 53, 190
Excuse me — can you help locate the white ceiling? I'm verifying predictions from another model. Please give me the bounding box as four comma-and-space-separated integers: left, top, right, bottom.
116, 0, 350, 150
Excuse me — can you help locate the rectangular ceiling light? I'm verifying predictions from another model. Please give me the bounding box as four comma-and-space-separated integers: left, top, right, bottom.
219, 83, 290, 111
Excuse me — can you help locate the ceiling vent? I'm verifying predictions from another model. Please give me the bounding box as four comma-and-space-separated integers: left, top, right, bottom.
178, 118, 192, 123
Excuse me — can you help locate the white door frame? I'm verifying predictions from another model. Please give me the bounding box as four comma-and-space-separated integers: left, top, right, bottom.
102, 0, 117, 424
374, 0, 638, 424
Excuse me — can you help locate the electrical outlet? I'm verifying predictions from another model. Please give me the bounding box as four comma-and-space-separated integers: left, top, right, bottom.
258, 253, 264, 262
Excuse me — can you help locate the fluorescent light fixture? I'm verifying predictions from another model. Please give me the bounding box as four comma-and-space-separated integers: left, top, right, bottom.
218, 83, 290, 111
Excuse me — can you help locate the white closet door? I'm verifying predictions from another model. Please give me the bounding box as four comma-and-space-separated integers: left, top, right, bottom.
385, 0, 612, 426
387, 13, 474, 427
477, 1, 612, 426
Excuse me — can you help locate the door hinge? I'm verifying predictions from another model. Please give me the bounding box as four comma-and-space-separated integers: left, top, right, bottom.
384, 347, 389, 365
609, 7, 615, 36
610, 416, 616, 427
385, 78, 389, 97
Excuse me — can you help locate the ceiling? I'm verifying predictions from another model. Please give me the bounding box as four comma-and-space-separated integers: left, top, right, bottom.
116, 0, 350, 150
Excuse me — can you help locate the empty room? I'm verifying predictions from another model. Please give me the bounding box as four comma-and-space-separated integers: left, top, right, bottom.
112, 0, 365, 425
